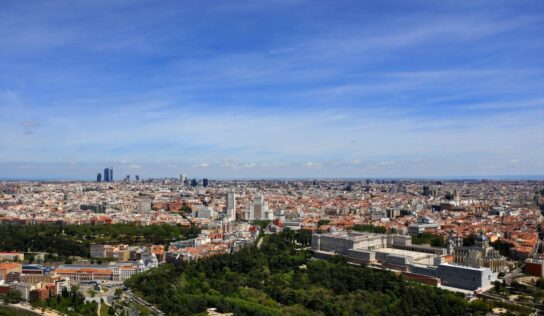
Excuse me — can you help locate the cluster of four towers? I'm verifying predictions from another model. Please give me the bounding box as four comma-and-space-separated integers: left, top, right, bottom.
96, 168, 113, 182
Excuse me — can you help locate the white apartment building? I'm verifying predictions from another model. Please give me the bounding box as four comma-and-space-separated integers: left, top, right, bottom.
248, 194, 273, 221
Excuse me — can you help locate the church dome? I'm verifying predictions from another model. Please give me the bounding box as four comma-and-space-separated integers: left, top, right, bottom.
475, 233, 488, 242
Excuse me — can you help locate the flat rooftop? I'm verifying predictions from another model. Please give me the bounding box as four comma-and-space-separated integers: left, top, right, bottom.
375, 247, 436, 265
439, 263, 489, 272
320, 231, 393, 241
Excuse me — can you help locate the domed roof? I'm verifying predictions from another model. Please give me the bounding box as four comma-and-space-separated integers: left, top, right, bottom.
475, 233, 488, 242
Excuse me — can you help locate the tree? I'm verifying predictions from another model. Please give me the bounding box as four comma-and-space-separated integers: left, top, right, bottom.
3, 290, 22, 304
252, 220, 271, 230
412, 232, 445, 247
0, 223, 200, 261
351, 224, 386, 234
180, 205, 192, 213
468, 300, 490, 315
463, 233, 476, 247
493, 280, 504, 293
491, 240, 513, 257
317, 220, 330, 227
126, 231, 471, 316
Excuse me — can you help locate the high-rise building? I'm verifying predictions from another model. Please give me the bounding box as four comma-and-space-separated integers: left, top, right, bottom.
248, 194, 273, 221
179, 174, 187, 184
203, 178, 209, 187
97, 173, 102, 182
226, 191, 236, 222
191, 179, 198, 187
109, 168, 113, 182
135, 175, 140, 181
103, 168, 110, 182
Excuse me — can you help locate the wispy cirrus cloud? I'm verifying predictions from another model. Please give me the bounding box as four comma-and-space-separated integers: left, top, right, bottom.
19, 120, 41, 135
191, 163, 210, 169
0, 1, 543, 178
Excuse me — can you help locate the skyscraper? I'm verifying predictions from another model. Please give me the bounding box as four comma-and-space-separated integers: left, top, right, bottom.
226, 191, 236, 222
109, 168, 113, 182
97, 173, 102, 182
179, 174, 187, 184
203, 178, 209, 187
103, 168, 110, 182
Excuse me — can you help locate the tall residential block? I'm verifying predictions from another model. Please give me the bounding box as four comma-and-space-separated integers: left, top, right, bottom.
226, 191, 236, 221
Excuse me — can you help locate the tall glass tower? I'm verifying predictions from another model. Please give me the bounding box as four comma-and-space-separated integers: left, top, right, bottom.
103, 168, 110, 182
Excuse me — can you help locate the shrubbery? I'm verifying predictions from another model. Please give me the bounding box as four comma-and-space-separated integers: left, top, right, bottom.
127, 231, 472, 316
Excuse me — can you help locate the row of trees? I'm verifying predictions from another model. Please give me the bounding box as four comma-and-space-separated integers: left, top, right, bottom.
412, 232, 446, 247
350, 224, 387, 234
0, 306, 36, 316
126, 231, 488, 315
0, 223, 200, 259
62, 223, 200, 244
2, 289, 22, 304
32, 287, 98, 316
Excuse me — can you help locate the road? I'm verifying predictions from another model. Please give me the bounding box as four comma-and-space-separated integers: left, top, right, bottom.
478, 291, 541, 313
256, 235, 264, 249
7, 303, 62, 316
125, 289, 165, 316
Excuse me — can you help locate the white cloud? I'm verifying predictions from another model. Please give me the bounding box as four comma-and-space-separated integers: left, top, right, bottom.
377, 161, 396, 166
304, 162, 323, 169
18, 120, 41, 135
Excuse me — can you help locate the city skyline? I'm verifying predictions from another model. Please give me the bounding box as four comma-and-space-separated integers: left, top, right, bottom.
1, 1, 544, 179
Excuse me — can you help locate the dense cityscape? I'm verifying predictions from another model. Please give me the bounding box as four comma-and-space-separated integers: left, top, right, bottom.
0, 176, 544, 315
2, 0, 544, 315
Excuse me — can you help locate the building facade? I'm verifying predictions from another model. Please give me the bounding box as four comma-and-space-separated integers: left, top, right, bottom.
448, 233, 509, 273
226, 191, 236, 222
248, 194, 273, 221
312, 231, 497, 291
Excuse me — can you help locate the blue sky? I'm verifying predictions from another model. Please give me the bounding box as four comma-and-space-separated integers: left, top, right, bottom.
1, 0, 544, 179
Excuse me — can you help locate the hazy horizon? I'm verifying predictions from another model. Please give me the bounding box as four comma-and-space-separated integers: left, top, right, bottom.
2, 174, 544, 183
